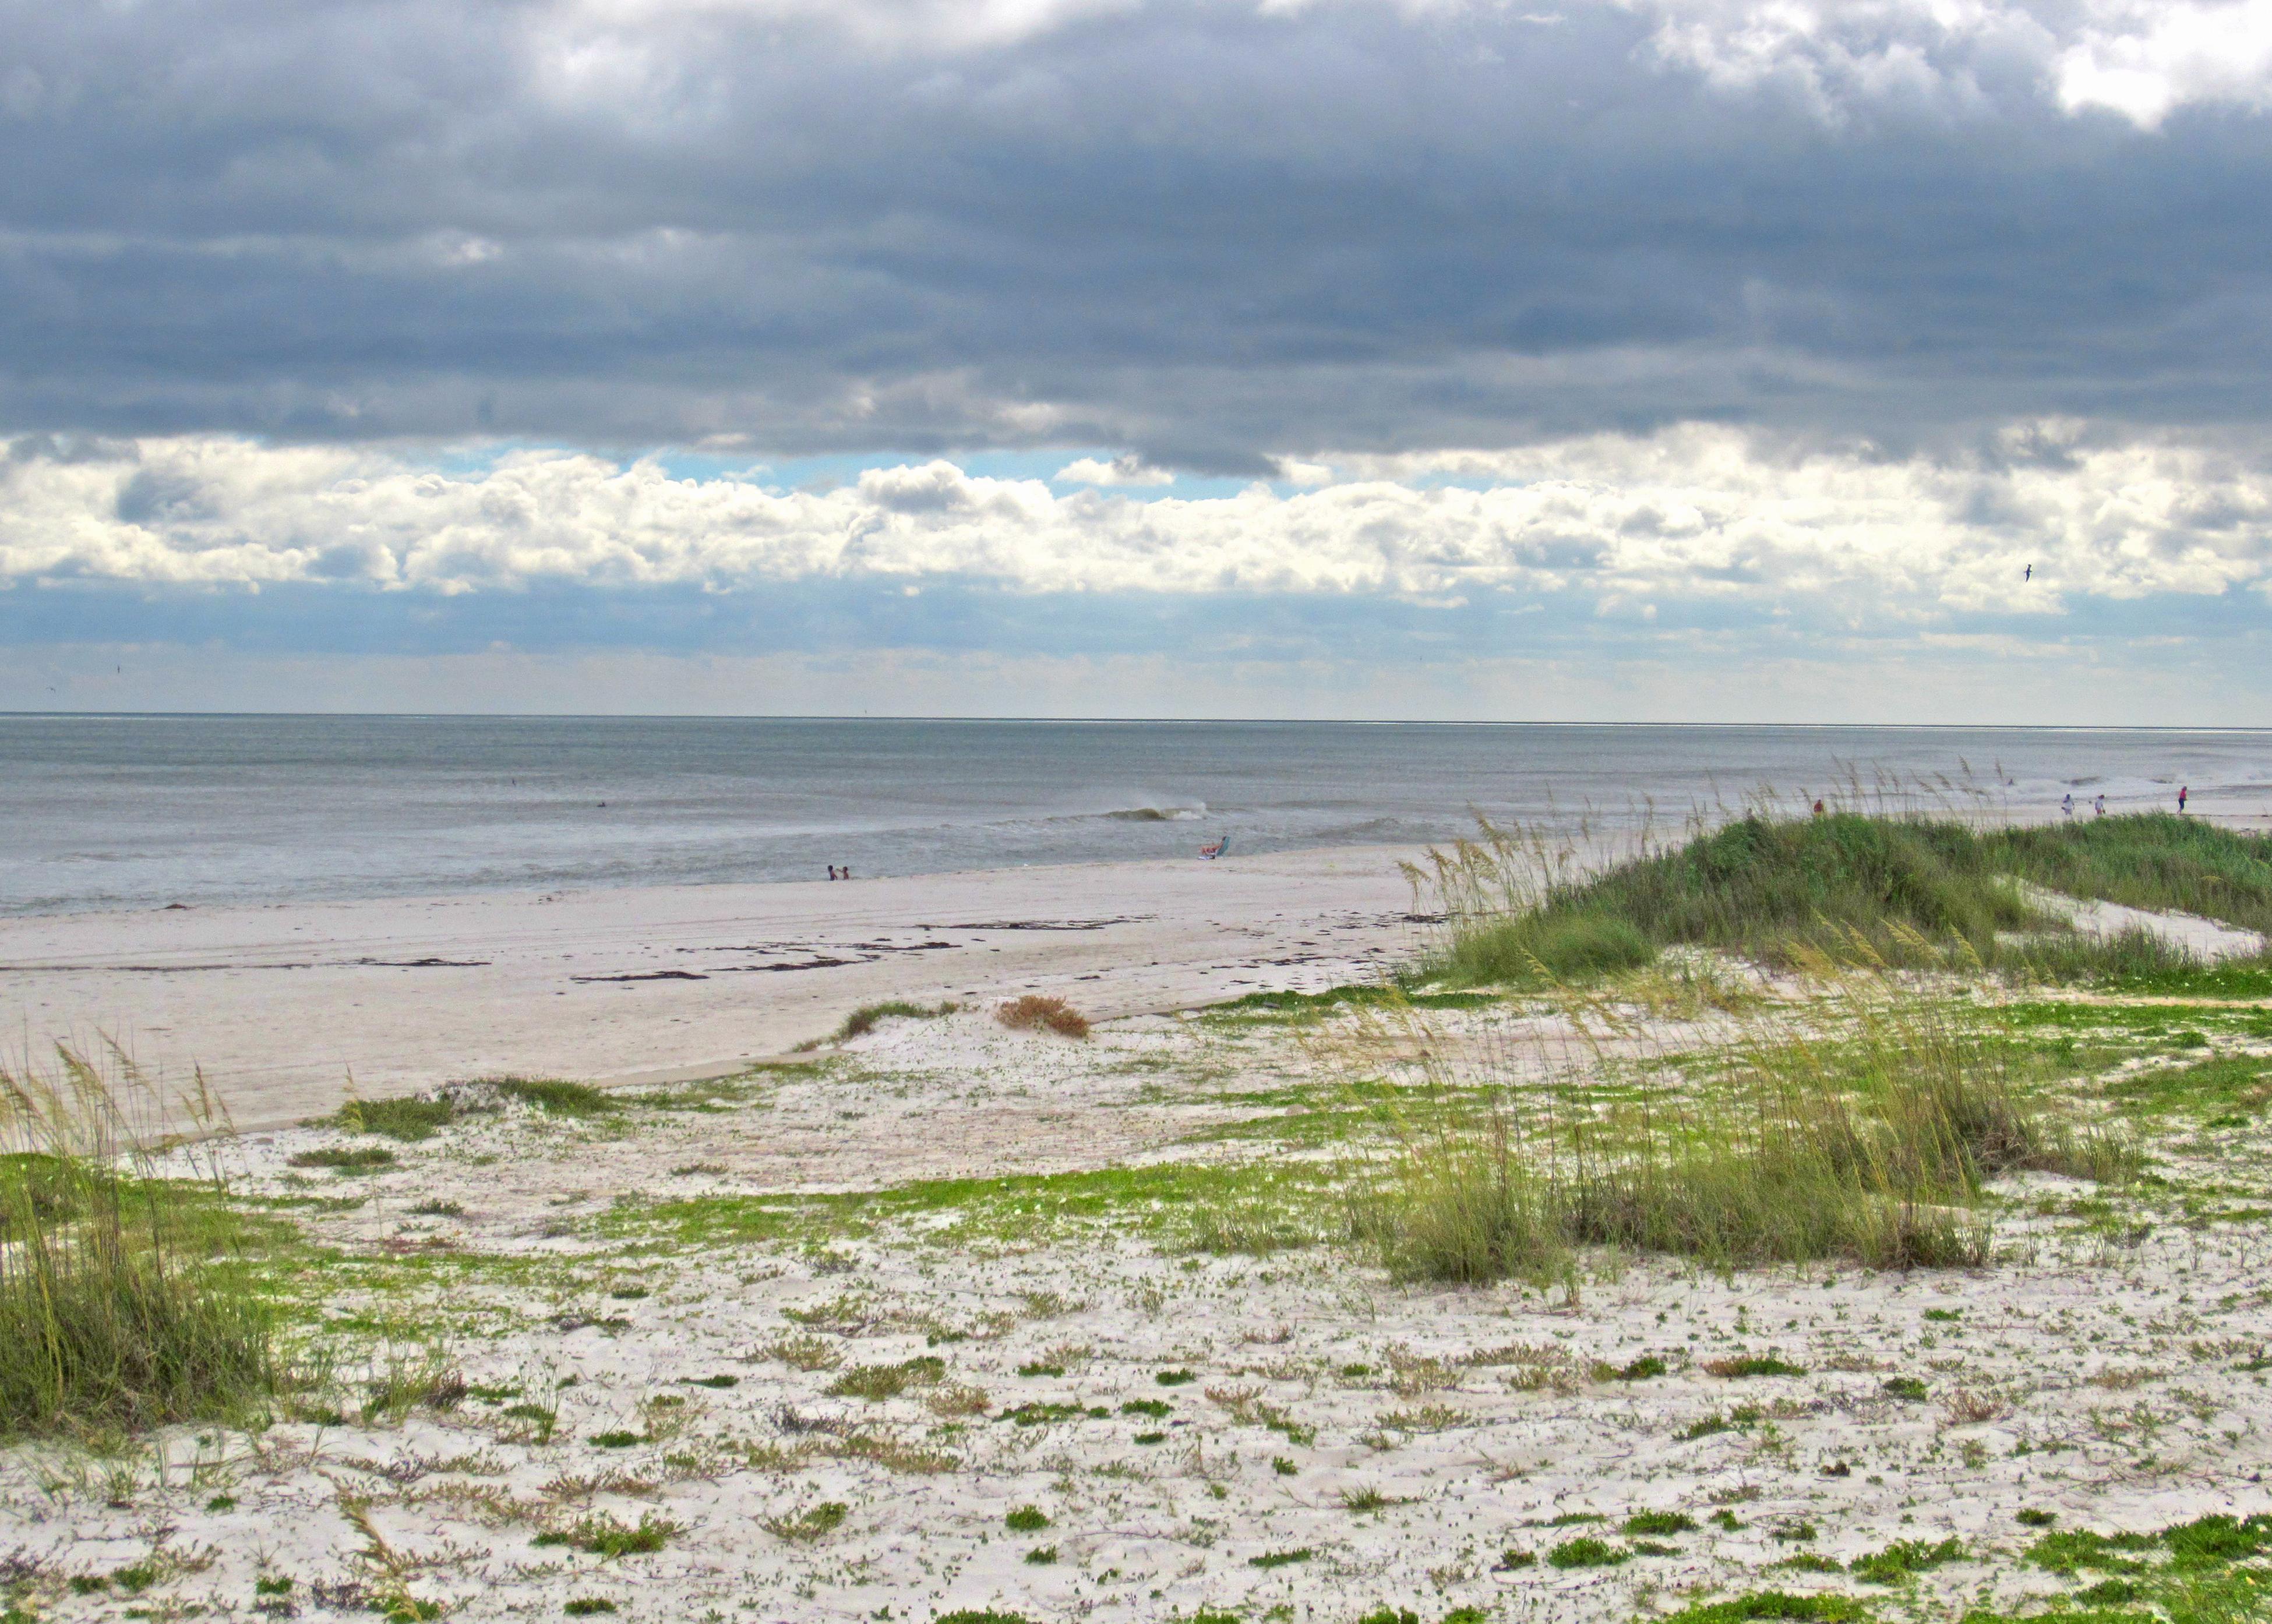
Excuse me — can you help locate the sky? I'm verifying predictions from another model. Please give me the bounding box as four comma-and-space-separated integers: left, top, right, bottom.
3, 0, 2271, 721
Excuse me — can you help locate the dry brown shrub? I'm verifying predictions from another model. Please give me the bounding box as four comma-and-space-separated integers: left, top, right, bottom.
1941, 1387, 2009, 1425
996, 995, 1091, 1039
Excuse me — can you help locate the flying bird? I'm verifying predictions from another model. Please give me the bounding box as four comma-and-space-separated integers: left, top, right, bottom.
2024, 564, 2032, 581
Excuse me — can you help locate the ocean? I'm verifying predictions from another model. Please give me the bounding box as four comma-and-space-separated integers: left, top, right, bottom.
3, 715, 2267, 916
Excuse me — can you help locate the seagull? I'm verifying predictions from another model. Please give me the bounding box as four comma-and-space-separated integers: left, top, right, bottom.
2024, 564, 2032, 581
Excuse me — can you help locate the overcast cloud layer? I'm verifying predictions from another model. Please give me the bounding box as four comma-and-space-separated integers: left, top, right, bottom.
3, 0, 2270, 716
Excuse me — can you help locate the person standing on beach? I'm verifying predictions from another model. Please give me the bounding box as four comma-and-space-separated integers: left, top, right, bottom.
2094, 793, 2106, 817
2179, 786, 2189, 813
2062, 793, 2074, 818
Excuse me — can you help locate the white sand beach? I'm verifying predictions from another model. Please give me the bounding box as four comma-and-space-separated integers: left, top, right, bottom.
0, 845, 1425, 1132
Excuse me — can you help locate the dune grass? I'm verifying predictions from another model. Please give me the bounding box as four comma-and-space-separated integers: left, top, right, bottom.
1353, 981, 2132, 1283
1417, 811, 2272, 986
1, 1047, 283, 1437
830, 1000, 958, 1043
1985, 813, 2272, 935
330, 1095, 456, 1142
492, 1078, 619, 1116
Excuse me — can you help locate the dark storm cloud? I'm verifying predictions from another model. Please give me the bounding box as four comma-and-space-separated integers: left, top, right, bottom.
2, 0, 2269, 462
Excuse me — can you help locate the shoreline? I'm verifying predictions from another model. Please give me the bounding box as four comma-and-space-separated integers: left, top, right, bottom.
0, 842, 1429, 1133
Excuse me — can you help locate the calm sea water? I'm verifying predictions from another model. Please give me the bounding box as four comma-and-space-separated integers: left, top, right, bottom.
2, 716, 2267, 915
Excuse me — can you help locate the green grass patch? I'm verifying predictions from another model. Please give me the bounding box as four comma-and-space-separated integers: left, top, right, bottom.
1706, 1354, 1807, 1378
828, 1001, 958, 1043
534, 1512, 678, 1558
1547, 1536, 1628, 1568
1657, 1596, 1867, 1624
287, 1145, 398, 1173
999, 1401, 1107, 1425
495, 1078, 621, 1116
2, 1058, 286, 1437
330, 1095, 458, 1141
1851, 1538, 1964, 1584
1625, 1512, 1698, 1535
1250, 1547, 1312, 1569
761, 1502, 847, 1542
606, 1160, 1336, 1256
2106, 1055, 2272, 1122
1354, 984, 2126, 1281
1208, 985, 1500, 1021
827, 1356, 946, 1400
1421, 811, 2272, 985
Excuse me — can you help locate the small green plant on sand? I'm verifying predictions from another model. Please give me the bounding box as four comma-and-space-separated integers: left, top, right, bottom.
494, 1078, 620, 1117
1851, 1537, 1964, 1584
1625, 1511, 1698, 1535
1548, 1537, 1628, 1568
330, 1095, 456, 1142
827, 1001, 958, 1043
287, 1145, 397, 1173
762, 1502, 848, 1543
1705, 1354, 1807, 1378
1654, 1596, 1865, 1624
535, 1512, 679, 1557
1006, 1506, 1050, 1533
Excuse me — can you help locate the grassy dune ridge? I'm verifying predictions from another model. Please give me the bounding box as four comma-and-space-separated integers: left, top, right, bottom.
1415, 811, 2272, 985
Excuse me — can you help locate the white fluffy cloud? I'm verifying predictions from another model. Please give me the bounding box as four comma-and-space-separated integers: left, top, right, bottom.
7, 425, 2268, 616
534, 0, 2272, 122
1629, 0, 2272, 125
1054, 454, 1176, 486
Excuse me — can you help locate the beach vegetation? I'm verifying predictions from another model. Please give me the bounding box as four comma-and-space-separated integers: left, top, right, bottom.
1655, 1596, 1865, 1624
1547, 1536, 1628, 1567
1353, 980, 2130, 1282
761, 1501, 848, 1542
762, 1334, 841, 1371
1005, 1505, 1050, 1531
828, 1356, 945, 1400
1415, 810, 2272, 987
1250, 1547, 1312, 1568
2105, 1055, 2272, 1122
1, 1049, 285, 1438
827, 1001, 959, 1044
1850, 1537, 1964, 1583
359, 1341, 465, 1425
494, 1078, 620, 1117
287, 1145, 397, 1173
329, 1095, 456, 1142
996, 994, 1092, 1038
1625, 1511, 1698, 1535
535, 1512, 679, 1557
1706, 1354, 1808, 1378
